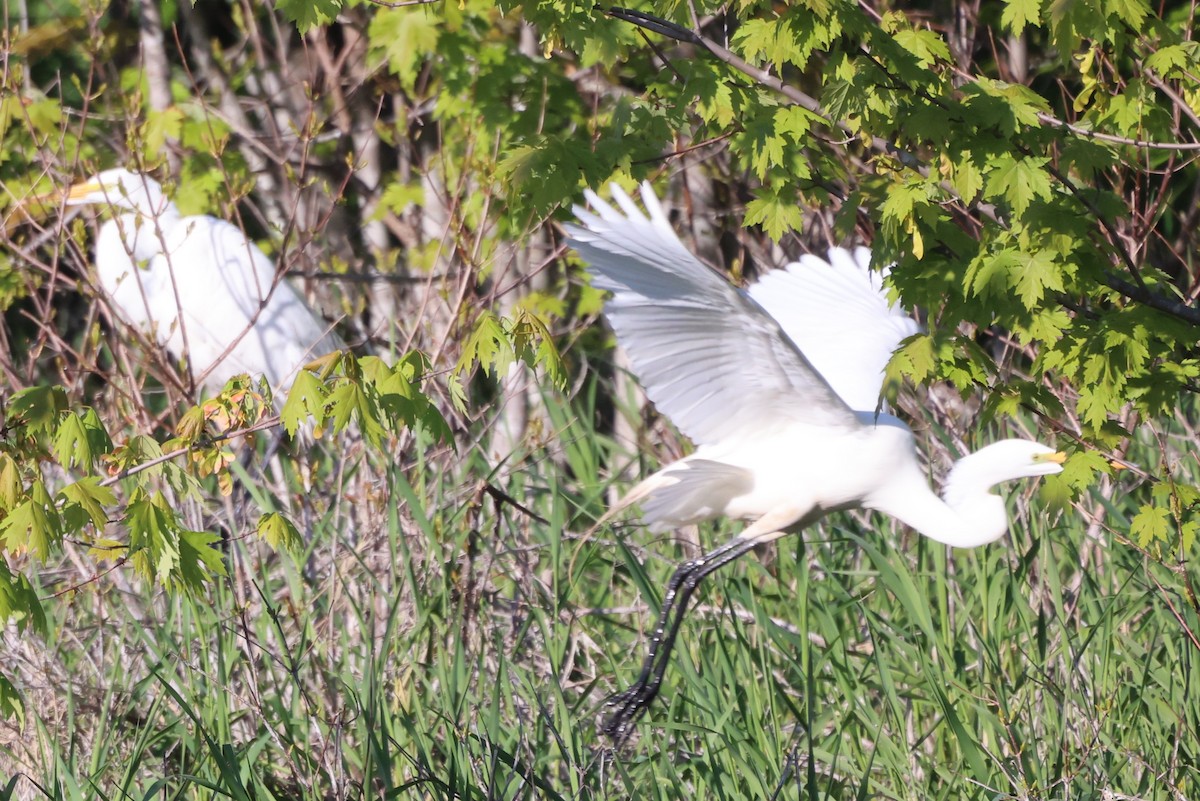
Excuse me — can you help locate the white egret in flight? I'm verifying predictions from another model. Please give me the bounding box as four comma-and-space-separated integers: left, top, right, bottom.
62, 169, 342, 402
567, 183, 1066, 739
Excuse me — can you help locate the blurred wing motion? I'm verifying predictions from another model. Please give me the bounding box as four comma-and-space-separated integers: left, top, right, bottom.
565, 183, 857, 446
748, 247, 922, 412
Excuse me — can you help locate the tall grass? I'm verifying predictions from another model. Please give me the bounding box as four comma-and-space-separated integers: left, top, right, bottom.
1, 387, 1197, 800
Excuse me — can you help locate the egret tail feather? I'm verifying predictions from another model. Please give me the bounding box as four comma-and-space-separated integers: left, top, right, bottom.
601, 459, 754, 532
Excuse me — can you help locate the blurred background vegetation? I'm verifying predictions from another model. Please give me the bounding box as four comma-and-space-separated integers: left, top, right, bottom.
1, 0, 1199, 798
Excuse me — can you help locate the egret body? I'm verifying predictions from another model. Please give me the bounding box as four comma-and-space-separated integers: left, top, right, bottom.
64, 169, 342, 400
567, 183, 1066, 739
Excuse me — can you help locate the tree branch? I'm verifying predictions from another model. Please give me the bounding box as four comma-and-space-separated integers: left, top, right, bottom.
603, 5, 1200, 329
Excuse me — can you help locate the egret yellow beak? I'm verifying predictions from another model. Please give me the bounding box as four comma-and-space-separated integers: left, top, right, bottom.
63, 178, 105, 201
3, 181, 81, 233
24, 178, 99, 208
1038, 451, 1068, 465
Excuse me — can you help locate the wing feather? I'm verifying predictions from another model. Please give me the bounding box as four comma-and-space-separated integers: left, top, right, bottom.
567, 183, 857, 446
748, 246, 921, 412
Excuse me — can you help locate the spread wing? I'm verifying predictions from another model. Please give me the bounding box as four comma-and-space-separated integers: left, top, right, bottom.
566, 182, 858, 447
747, 247, 921, 413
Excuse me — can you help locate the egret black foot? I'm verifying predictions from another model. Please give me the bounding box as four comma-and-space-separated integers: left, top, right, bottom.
600, 682, 659, 741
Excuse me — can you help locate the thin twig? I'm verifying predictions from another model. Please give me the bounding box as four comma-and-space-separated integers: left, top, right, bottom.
483, 482, 550, 525
98, 415, 283, 487
603, 5, 1200, 329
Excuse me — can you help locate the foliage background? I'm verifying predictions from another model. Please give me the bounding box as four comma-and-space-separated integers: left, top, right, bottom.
1, 0, 1199, 798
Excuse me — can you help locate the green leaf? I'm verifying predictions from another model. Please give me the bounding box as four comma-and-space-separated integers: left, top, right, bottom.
446, 373, 468, 416
327, 382, 387, 447
0, 559, 46, 634
177, 529, 227, 590
735, 18, 799, 69
368, 6, 440, 90
1059, 450, 1112, 493
24, 99, 61, 135
1107, 0, 1149, 28
880, 180, 927, 226
941, 337, 996, 391
888, 333, 936, 384
1131, 504, 1172, 548
892, 29, 951, 67
276, 0, 343, 34
1077, 382, 1115, 430
693, 71, 737, 127
359, 353, 451, 443
7, 385, 68, 437
985, 155, 1053, 216
880, 180, 938, 257
1059, 137, 1116, 179
143, 107, 183, 156
744, 191, 804, 241
774, 105, 815, 142
52, 407, 112, 471
822, 77, 867, 132
736, 112, 789, 179
0, 672, 24, 724
1183, 521, 1198, 552
965, 78, 1050, 133
257, 512, 303, 553
497, 137, 598, 217
0, 481, 61, 559
377, 179, 425, 217
1144, 43, 1192, 77
1001, 0, 1041, 34
0, 454, 21, 512
58, 478, 117, 532
965, 249, 1018, 301
946, 152, 984, 202
1013, 249, 1064, 308
458, 311, 511, 380
280, 370, 328, 437
126, 492, 183, 586
510, 308, 566, 389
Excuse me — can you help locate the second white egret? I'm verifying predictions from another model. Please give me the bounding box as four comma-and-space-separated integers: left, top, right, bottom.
63, 168, 342, 401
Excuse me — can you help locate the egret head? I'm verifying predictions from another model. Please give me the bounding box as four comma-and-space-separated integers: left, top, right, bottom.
992, 439, 1067, 477
949, 439, 1066, 491
64, 169, 172, 218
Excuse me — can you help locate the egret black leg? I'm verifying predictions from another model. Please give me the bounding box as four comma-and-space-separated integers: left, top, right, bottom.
602, 534, 762, 740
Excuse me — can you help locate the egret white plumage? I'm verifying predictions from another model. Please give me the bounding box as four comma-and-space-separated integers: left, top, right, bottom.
62, 169, 342, 401
566, 183, 1067, 739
